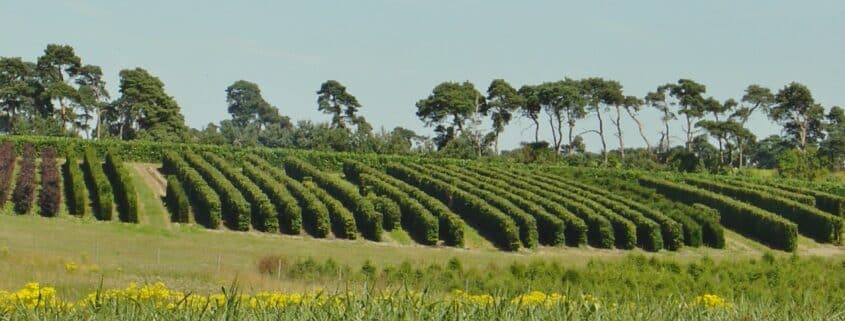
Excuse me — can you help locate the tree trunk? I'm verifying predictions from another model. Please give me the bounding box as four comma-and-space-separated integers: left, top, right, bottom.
596, 108, 608, 165
626, 108, 650, 154
614, 106, 625, 159
548, 114, 560, 154
532, 117, 540, 143
566, 117, 574, 156
663, 111, 671, 153
96, 108, 102, 140
58, 97, 68, 130
685, 114, 693, 152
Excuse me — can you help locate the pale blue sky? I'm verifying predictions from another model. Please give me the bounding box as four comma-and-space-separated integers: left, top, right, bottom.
1, 0, 843, 150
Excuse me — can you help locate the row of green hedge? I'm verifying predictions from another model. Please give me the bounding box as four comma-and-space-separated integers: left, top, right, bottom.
443, 164, 588, 247
0, 135, 476, 172
62, 151, 86, 216
162, 151, 221, 227
183, 152, 251, 231
82, 147, 113, 220
706, 175, 815, 206
469, 166, 615, 248
165, 175, 190, 223
241, 161, 303, 235
303, 180, 357, 239
11, 144, 37, 215
406, 163, 539, 249
684, 177, 842, 244
530, 171, 684, 251
370, 194, 400, 231
639, 176, 798, 251
730, 176, 845, 218
246, 156, 328, 238
429, 164, 566, 246
284, 157, 382, 241
567, 169, 720, 248
386, 163, 519, 251
38, 148, 61, 217
203, 153, 278, 232
344, 160, 454, 246
0, 142, 15, 208
104, 151, 138, 223
524, 171, 663, 251
690, 204, 725, 248
482, 167, 637, 250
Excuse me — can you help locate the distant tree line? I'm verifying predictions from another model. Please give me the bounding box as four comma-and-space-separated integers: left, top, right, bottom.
2, 44, 843, 178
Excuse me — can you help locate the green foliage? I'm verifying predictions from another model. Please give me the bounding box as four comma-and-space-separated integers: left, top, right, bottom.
241, 161, 302, 234
104, 151, 138, 223
370, 194, 400, 231
303, 181, 357, 239
161, 151, 221, 228
62, 149, 86, 216
38, 147, 61, 217
284, 157, 382, 241
247, 155, 329, 238
203, 153, 278, 232
343, 160, 452, 247
165, 175, 190, 223
639, 176, 797, 251
690, 204, 725, 248
776, 148, 827, 180
405, 162, 539, 249
431, 164, 567, 246
112, 68, 188, 142
183, 152, 251, 231
82, 147, 113, 220
482, 166, 636, 250
0, 142, 15, 207
443, 164, 586, 246
12, 144, 37, 214
530, 171, 684, 251
684, 177, 842, 244
386, 163, 520, 251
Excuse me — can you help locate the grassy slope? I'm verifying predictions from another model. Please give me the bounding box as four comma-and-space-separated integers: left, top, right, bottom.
1, 161, 843, 299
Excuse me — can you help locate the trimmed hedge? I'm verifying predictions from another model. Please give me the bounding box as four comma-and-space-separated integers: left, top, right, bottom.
62, 150, 86, 216
162, 151, 222, 228
406, 163, 539, 249
0, 142, 16, 207
83, 147, 113, 220
386, 163, 520, 251
444, 164, 587, 247
684, 177, 842, 244
284, 157, 382, 241
104, 151, 138, 223
183, 152, 251, 231
247, 156, 329, 238
708, 176, 815, 206
344, 160, 450, 246
568, 170, 713, 248
12, 144, 37, 214
241, 162, 302, 234
483, 167, 637, 250
529, 171, 682, 251
38, 147, 61, 217
731, 176, 845, 218
639, 176, 798, 251
691, 204, 725, 248
370, 194, 400, 231
303, 180, 357, 239
433, 165, 566, 246
478, 166, 613, 248
165, 175, 190, 223
204, 153, 278, 232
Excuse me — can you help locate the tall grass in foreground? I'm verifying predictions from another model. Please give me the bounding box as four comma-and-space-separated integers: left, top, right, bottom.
0, 282, 844, 321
